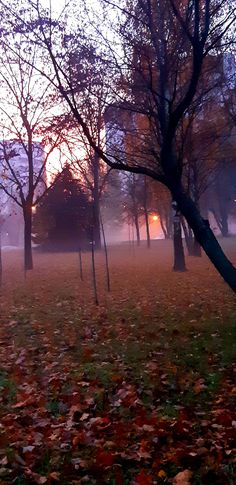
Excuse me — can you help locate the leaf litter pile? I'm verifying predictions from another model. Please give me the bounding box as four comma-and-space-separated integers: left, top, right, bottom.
0, 241, 235, 484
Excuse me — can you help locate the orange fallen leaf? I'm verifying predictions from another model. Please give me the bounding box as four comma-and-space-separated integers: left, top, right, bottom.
158, 470, 166, 479
173, 469, 192, 485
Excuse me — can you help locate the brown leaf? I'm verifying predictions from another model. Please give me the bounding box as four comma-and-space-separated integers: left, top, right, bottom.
173, 470, 193, 485
49, 472, 60, 481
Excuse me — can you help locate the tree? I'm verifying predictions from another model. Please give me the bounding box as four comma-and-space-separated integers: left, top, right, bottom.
1, 0, 236, 290
0, 37, 60, 270
122, 173, 143, 246
181, 53, 236, 244
33, 165, 92, 251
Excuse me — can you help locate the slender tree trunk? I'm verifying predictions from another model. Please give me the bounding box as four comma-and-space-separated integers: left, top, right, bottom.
172, 184, 236, 292
181, 217, 194, 256
172, 201, 186, 271
218, 205, 229, 237
144, 177, 151, 248
78, 248, 83, 281
134, 213, 141, 246
93, 153, 102, 250
23, 204, 33, 271
193, 235, 202, 257
192, 199, 202, 257
100, 213, 111, 292
216, 172, 229, 237
0, 227, 2, 287
91, 228, 99, 305
160, 215, 168, 239
144, 208, 151, 248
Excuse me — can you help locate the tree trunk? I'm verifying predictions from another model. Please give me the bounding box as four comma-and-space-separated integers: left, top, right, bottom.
0, 227, 2, 287
100, 213, 111, 292
192, 235, 202, 257
192, 199, 202, 257
78, 248, 83, 281
181, 217, 194, 255
218, 205, 229, 237
172, 203, 186, 272
160, 216, 168, 239
93, 197, 102, 250
221, 217, 229, 238
172, 184, 236, 292
134, 213, 141, 246
144, 177, 151, 248
216, 172, 229, 237
93, 153, 102, 250
24, 205, 33, 271
91, 227, 99, 305
144, 209, 151, 248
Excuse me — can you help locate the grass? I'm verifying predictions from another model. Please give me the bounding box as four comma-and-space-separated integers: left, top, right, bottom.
0, 239, 235, 484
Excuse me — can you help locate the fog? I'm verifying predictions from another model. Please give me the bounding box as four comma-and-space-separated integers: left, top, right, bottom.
2, 203, 236, 252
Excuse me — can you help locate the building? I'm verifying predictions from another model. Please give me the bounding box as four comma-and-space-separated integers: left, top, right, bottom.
0, 140, 45, 246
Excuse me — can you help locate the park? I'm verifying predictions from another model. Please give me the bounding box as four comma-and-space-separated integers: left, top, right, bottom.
0, 241, 235, 483
0, 0, 235, 483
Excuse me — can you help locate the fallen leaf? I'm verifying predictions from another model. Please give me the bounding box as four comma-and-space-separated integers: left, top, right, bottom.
173, 469, 193, 485
158, 470, 166, 479
135, 470, 153, 485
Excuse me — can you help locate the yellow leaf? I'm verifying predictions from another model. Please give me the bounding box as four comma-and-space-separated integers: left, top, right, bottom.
158, 470, 166, 479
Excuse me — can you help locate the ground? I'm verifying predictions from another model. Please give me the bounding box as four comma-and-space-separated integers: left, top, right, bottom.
0, 240, 235, 485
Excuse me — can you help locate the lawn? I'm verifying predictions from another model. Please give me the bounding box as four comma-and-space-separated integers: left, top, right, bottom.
0, 240, 235, 484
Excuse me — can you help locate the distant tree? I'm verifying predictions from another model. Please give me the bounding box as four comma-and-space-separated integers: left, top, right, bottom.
33, 165, 92, 251
124, 174, 141, 246
101, 169, 124, 239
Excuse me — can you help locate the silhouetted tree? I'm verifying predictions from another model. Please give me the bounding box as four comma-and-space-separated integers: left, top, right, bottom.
33, 165, 92, 251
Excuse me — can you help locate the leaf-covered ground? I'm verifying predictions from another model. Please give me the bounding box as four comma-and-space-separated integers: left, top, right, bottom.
0, 240, 235, 484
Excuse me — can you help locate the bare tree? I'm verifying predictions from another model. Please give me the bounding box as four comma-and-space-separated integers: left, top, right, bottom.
0, 39, 61, 269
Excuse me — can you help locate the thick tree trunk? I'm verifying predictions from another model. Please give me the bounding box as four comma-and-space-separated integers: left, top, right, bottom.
24, 206, 33, 271
172, 185, 236, 292
172, 204, 186, 272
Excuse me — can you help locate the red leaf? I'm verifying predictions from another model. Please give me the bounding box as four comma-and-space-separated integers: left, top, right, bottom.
96, 449, 114, 468
135, 470, 153, 485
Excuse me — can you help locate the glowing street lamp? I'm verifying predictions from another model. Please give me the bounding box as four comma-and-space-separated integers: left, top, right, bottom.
152, 215, 158, 221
